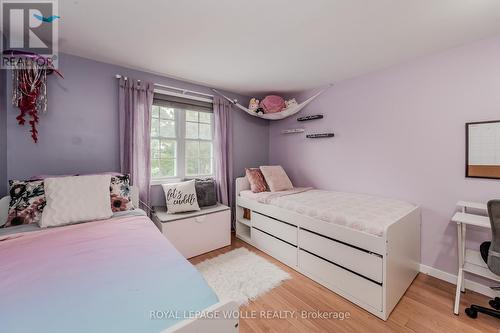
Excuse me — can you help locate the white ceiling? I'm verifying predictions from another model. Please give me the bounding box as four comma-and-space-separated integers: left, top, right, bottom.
60, 0, 500, 95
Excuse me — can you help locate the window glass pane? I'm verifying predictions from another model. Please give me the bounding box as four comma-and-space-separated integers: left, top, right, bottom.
151, 118, 159, 137
160, 120, 176, 138
199, 158, 212, 175
160, 107, 175, 119
152, 105, 160, 118
185, 141, 198, 158
199, 112, 211, 124
199, 142, 212, 158
199, 123, 211, 140
160, 159, 175, 177
151, 159, 161, 178
186, 110, 198, 122
186, 122, 199, 139
152, 99, 215, 179
151, 139, 160, 159
186, 159, 198, 176
160, 140, 176, 159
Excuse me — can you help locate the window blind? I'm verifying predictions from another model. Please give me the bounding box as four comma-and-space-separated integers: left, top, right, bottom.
153, 94, 213, 113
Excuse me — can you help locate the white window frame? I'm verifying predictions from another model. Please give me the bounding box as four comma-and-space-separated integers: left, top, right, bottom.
151, 92, 215, 185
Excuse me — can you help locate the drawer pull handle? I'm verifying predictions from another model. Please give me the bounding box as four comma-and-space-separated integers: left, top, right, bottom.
195, 215, 206, 223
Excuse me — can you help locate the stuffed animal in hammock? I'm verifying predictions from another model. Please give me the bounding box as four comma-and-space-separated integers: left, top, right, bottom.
285, 98, 298, 109
260, 95, 285, 113
248, 98, 260, 112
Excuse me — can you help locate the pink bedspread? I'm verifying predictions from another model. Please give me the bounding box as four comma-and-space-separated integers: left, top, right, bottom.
0, 215, 218, 333
239, 187, 313, 203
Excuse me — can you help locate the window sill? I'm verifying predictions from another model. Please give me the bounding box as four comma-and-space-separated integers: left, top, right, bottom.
151, 175, 215, 186
151, 178, 183, 186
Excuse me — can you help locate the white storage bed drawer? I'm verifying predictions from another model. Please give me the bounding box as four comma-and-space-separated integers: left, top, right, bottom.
299, 229, 383, 283
299, 250, 383, 311
252, 212, 297, 245
252, 228, 297, 267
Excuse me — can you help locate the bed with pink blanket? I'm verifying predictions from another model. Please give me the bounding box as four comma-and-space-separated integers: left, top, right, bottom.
236, 176, 421, 320
0, 212, 219, 333
239, 187, 415, 237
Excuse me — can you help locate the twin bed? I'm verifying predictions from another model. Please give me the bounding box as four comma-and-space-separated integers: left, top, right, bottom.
235, 177, 421, 320
0, 189, 238, 333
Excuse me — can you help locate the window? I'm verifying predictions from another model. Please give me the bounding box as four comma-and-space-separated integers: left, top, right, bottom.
185, 110, 214, 176
151, 94, 214, 182
151, 106, 177, 178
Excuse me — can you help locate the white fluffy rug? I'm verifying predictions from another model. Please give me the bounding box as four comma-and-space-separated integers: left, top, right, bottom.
196, 248, 291, 305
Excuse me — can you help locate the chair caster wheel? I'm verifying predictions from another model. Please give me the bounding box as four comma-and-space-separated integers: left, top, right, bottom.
489, 298, 500, 310
465, 308, 478, 319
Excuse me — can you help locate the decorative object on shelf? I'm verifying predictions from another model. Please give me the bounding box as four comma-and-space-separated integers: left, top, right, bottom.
8, 50, 64, 143
298, 114, 323, 122
243, 208, 251, 220
212, 84, 332, 120
281, 128, 305, 134
306, 133, 335, 138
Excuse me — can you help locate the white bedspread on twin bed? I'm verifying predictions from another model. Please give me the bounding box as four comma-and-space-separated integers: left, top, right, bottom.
240, 189, 415, 236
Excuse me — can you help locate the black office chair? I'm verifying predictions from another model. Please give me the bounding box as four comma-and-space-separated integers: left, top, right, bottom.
465, 200, 500, 319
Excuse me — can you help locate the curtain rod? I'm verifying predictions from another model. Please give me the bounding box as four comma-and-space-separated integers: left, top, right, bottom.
115, 74, 214, 99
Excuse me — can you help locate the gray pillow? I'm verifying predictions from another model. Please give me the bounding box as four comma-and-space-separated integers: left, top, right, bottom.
193, 178, 217, 207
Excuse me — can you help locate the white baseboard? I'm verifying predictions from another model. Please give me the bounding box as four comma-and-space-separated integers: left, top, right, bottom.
419, 264, 499, 298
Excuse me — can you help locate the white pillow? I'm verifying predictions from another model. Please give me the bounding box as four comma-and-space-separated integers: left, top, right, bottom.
259, 165, 293, 192
162, 180, 200, 214
0, 196, 10, 228
40, 175, 113, 228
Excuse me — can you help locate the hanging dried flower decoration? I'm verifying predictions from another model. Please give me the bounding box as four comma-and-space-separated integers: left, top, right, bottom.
9, 51, 63, 143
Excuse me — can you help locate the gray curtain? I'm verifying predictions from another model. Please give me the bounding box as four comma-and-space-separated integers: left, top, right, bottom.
118, 77, 154, 210
213, 96, 234, 223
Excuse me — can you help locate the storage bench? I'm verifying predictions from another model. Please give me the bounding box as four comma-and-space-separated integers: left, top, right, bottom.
152, 204, 231, 258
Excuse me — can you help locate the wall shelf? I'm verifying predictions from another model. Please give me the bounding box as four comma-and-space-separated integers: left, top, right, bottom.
298, 114, 323, 122
306, 133, 335, 138
282, 128, 305, 134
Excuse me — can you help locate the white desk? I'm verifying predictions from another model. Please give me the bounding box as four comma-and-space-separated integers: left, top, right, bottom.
452, 201, 498, 315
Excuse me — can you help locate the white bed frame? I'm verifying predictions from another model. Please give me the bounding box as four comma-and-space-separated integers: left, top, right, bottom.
235, 177, 421, 320
162, 301, 239, 333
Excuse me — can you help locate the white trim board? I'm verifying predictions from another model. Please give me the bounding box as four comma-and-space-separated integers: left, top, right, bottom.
419, 264, 499, 298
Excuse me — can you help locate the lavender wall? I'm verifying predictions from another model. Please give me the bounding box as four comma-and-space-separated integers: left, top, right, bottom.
269, 37, 500, 277
0, 69, 6, 197
5, 53, 269, 204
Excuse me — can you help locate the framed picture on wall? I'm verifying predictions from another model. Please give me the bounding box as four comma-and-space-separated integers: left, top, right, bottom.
466, 120, 500, 179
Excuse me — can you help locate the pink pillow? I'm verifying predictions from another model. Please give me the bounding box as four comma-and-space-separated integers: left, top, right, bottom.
259, 166, 293, 192
245, 168, 268, 193
260, 95, 285, 114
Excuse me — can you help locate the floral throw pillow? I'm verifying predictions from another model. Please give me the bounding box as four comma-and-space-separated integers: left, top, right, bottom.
110, 174, 134, 212
5, 180, 46, 227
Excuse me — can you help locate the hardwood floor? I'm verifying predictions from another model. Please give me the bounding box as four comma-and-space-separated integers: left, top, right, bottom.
189, 235, 500, 333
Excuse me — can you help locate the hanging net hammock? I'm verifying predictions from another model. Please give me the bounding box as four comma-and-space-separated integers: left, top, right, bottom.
212, 85, 331, 120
